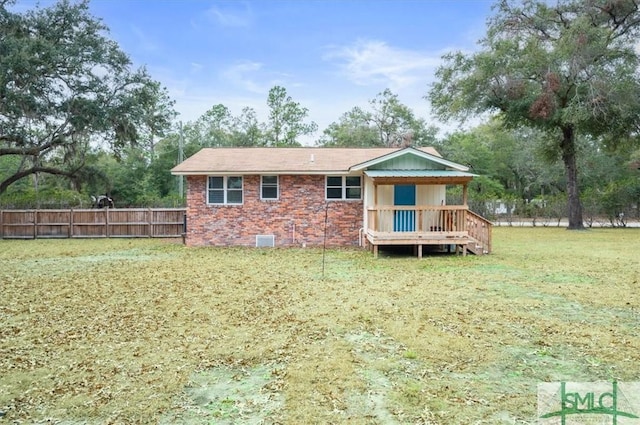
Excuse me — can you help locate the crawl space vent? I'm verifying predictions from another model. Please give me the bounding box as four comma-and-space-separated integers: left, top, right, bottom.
256, 235, 275, 247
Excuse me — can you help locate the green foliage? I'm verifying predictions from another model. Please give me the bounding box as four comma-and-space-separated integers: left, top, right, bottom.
600, 179, 640, 225
189, 104, 234, 147
185, 105, 264, 148
429, 0, 640, 228
265, 86, 317, 146
318, 89, 439, 147
318, 107, 379, 147
0, 0, 175, 195
232, 107, 263, 147
180, 87, 317, 148
0, 184, 87, 209
2, 0, 637, 213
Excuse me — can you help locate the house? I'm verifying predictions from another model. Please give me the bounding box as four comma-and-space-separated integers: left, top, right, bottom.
170, 147, 492, 257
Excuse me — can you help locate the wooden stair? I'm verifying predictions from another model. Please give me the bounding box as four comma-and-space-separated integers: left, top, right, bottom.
466, 211, 493, 255
466, 237, 488, 256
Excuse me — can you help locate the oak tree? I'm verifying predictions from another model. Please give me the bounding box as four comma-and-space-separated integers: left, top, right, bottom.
0, 0, 175, 195
429, 0, 640, 228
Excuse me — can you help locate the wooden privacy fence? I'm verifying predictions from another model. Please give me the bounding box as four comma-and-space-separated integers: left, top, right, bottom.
0, 208, 186, 239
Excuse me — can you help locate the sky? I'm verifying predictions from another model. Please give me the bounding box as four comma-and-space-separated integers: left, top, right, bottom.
16, 0, 496, 142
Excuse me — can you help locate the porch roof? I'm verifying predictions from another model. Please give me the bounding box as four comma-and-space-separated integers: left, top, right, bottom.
364, 169, 476, 185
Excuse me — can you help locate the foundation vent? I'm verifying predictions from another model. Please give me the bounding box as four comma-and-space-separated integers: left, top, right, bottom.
256, 235, 275, 247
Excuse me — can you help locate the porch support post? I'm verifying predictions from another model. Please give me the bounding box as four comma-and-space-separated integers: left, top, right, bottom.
462, 183, 468, 206
372, 181, 378, 232
373, 180, 378, 205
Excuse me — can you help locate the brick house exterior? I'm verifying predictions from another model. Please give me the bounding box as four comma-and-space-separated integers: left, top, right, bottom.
184, 174, 363, 247
172, 147, 488, 253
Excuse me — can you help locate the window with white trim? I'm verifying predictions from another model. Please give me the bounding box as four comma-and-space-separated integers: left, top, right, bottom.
326, 176, 362, 200
208, 176, 243, 204
261, 175, 279, 200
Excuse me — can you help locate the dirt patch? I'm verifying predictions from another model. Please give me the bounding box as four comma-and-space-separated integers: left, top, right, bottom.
160, 362, 285, 424
344, 330, 438, 424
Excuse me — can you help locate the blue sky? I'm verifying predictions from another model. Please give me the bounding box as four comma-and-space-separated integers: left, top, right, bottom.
19, 0, 496, 139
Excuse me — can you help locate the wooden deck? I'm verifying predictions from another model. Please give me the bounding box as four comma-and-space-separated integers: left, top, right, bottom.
365, 206, 492, 258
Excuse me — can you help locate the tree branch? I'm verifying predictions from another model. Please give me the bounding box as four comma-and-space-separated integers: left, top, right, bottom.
0, 165, 81, 195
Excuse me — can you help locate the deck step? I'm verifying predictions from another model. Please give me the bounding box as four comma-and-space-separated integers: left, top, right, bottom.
466, 239, 486, 256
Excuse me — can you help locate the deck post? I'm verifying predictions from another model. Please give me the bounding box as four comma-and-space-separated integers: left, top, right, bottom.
463, 183, 468, 206
372, 182, 378, 233
418, 244, 422, 259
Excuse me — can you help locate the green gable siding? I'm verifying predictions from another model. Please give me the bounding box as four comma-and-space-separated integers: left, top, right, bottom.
368, 154, 445, 171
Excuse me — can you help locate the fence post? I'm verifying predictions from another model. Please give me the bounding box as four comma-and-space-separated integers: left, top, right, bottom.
148, 208, 153, 238
69, 209, 73, 238
105, 208, 109, 237
0, 210, 3, 240
182, 211, 187, 244
33, 209, 38, 240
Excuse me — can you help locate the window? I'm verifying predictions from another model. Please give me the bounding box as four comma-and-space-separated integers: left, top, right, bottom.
261, 176, 279, 200
326, 176, 362, 200
208, 176, 243, 204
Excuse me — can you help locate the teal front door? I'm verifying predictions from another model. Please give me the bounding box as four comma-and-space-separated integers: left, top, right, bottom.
394, 184, 416, 231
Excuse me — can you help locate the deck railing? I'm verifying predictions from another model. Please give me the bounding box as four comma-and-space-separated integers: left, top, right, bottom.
0, 208, 186, 239
366, 205, 493, 255
366, 205, 469, 235
466, 210, 493, 254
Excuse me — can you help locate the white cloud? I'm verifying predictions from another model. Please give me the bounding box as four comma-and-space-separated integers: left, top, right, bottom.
130, 25, 159, 52
190, 62, 204, 74
324, 39, 442, 89
219, 61, 297, 94
220, 61, 267, 93
205, 3, 253, 28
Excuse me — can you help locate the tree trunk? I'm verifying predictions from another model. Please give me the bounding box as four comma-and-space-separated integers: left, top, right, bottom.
561, 125, 584, 229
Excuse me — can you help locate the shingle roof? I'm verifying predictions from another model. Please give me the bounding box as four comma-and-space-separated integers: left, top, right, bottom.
171, 147, 442, 175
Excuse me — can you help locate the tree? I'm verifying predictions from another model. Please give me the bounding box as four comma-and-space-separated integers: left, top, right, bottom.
428, 0, 640, 229
230, 107, 263, 147
369, 89, 438, 147
318, 107, 379, 147
265, 86, 317, 146
189, 104, 234, 147
140, 82, 177, 157
0, 0, 175, 195
318, 89, 438, 147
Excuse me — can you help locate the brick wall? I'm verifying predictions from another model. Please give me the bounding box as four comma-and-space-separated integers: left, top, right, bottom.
185, 175, 364, 247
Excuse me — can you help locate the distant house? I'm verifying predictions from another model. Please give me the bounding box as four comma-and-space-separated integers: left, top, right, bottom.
171, 147, 492, 257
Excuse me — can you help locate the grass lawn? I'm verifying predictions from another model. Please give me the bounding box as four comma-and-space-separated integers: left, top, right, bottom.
1, 227, 640, 424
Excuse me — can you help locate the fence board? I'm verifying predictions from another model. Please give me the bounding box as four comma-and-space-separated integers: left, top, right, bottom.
0, 208, 185, 239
